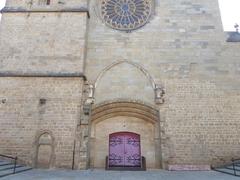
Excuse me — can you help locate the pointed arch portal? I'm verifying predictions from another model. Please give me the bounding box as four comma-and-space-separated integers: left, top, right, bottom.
89, 100, 161, 169
94, 60, 156, 90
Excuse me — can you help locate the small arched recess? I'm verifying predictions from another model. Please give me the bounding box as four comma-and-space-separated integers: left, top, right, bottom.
34, 131, 55, 169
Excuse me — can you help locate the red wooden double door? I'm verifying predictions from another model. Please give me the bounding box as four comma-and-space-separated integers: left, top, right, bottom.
109, 132, 141, 167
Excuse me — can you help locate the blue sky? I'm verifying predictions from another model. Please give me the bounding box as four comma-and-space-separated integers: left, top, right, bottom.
0, 0, 239, 31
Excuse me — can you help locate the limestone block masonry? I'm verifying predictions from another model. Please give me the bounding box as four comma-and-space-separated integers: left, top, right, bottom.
0, 78, 84, 168
0, 0, 240, 170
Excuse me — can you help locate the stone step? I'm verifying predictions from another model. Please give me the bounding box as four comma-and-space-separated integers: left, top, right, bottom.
214, 168, 240, 176
0, 162, 12, 166
0, 166, 32, 178
226, 165, 240, 171
0, 164, 24, 171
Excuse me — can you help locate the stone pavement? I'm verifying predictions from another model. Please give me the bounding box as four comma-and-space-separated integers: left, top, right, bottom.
1, 169, 239, 180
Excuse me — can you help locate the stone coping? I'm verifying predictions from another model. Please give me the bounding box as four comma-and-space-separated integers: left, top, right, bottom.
1, 7, 90, 18
0, 72, 87, 80
168, 165, 211, 171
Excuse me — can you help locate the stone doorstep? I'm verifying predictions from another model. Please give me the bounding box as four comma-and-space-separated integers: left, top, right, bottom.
168, 165, 211, 171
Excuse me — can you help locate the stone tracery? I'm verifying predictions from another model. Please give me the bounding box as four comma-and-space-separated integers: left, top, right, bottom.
101, 0, 152, 31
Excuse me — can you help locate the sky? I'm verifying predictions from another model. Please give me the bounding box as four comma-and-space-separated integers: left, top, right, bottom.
0, 0, 239, 31
218, 0, 240, 31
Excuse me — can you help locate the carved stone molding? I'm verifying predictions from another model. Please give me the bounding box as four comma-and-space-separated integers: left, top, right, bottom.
83, 84, 95, 116
154, 84, 165, 104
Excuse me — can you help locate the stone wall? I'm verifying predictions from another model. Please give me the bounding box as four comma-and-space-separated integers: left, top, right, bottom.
0, 0, 88, 74
0, 0, 89, 169
0, 0, 240, 170
161, 79, 240, 167
0, 77, 84, 168
0, 12, 87, 74
94, 62, 155, 104
86, 0, 240, 167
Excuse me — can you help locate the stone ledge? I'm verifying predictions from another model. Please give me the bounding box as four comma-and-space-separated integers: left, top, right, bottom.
0, 72, 87, 80
168, 165, 211, 171
1, 7, 90, 18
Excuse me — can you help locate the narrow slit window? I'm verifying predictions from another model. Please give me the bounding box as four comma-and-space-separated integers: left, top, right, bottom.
39, 0, 50, 5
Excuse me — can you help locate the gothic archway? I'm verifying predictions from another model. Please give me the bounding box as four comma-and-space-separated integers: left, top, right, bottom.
94, 60, 156, 90
89, 100, 162, 169
85, 60, 165, 106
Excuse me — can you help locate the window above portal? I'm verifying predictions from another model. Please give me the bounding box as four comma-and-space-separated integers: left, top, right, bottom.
101, 0, 152, 32
38, 0, 50, 6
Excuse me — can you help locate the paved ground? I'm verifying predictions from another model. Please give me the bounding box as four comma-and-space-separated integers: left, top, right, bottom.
1, 169, 239, 180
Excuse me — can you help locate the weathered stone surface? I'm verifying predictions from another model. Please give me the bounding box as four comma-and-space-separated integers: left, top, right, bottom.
0, 8, 88, 73
85, 0, 240, 168
0, 77, 84, 168
0, 0, 240, 170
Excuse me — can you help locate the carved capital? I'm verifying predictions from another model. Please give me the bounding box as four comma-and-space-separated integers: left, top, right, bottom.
88, 84, 95, 99
155, 84, 165, 104
84, 84, 95, 105
83, 104, 91, 116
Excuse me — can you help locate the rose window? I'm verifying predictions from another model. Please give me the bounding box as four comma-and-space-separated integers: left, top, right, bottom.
101, 0, 152, 31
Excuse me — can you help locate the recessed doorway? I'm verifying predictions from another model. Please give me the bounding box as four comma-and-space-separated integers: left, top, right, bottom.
109, 132, 141, 167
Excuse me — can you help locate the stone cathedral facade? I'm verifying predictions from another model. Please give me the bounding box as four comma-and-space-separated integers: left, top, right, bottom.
0, 0, 240, 170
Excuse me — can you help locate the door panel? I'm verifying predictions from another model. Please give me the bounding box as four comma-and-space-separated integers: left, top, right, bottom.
109, 134, 125, 166
109, 132, 141, 167
124, 134, 141, 166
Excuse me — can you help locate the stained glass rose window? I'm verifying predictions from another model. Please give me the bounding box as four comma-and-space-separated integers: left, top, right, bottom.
101, 0, 152, 31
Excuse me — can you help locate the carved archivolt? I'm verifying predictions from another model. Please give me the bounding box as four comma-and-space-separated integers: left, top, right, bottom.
92, 100, 159, 123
